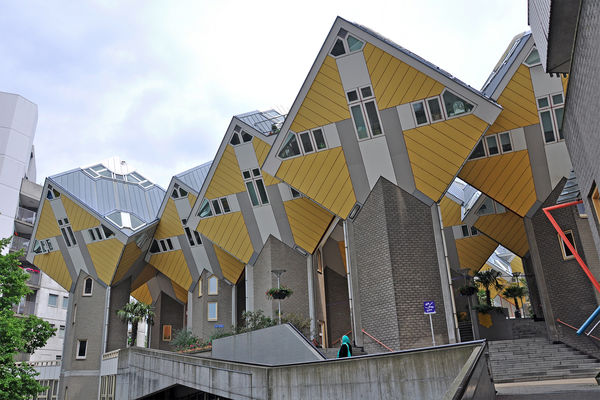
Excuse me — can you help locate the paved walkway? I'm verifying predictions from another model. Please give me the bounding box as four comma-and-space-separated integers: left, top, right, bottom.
496, 378, 600, 399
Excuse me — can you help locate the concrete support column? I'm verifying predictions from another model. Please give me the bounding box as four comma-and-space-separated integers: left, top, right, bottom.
106, 277, 131, 352
150, 292, 184, 351
231, 285, 237, 328
245, 265, 254, 313
344, 219, 363, 347
307, 254, 316, 339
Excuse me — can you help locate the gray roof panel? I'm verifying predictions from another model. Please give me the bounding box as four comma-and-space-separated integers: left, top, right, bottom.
557, 170, 580, 204
175, 161, 212, 193
236, 110, 285, 136
481, 32, 531, 97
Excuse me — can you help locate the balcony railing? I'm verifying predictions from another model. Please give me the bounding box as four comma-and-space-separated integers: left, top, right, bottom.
15, 300, 36, 315
15, 207, 36, 225
10, 236, 30, 253
25, 269, 41, 287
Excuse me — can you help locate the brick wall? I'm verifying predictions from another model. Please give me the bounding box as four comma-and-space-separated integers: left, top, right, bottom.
151, 293, 184, 351
352, 178, 448, 353
190, 271, 232, 341
527, 180, 600, 356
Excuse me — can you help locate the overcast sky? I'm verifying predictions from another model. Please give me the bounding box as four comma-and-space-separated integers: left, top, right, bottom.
1, 1, 529, 188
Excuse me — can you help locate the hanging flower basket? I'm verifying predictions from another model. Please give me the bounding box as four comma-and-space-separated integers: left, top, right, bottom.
266, 286, 293, 300
459, 285, 478, 296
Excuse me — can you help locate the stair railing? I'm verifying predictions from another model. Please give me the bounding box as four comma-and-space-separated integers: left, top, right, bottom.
557, 318, 600, 342
361, 329, 393, 352
331, 330, 353, 346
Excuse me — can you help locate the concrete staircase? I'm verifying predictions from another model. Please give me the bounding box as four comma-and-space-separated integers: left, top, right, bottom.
489, 337, 600, 383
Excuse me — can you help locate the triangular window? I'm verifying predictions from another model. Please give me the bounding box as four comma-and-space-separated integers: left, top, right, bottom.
524, 48, 541, 66
278, 132, 301, 159
330, 38, 346, 57
347, 35, 364, 52
242, 131, 253, 142
442, 90, 474, 118
230, 133, 241, 145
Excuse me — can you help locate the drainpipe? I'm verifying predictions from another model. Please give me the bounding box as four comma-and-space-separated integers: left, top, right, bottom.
343, 220, 359, 347
436, 204, 460, 343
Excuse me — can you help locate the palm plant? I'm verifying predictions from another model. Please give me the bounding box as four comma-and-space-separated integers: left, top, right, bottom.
116, 301, 154, 347
503, 285, 528, 318
474, 270, 504, 307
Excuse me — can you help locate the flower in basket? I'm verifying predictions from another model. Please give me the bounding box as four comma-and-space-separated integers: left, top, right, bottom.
266, 286, 293, 300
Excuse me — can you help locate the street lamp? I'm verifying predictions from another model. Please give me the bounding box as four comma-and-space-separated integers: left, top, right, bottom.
271, 269, 286, 324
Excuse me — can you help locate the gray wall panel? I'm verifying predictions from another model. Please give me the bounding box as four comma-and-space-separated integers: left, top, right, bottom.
266, 185, 295, 248
524, 123, 552, 203
380, 107, 417, 194
336, 119, 370, 204
236, 192, 263, 253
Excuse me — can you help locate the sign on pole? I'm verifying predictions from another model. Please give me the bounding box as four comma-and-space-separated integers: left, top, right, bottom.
424, 301, 436, 346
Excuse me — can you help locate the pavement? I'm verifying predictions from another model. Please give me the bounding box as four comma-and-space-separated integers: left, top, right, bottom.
496, 378, 600, 399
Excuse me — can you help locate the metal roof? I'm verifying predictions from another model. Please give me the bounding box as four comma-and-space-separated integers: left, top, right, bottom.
175, 161, 212, 193
557, 170, 580, 204
236, 110, 286, 136
346, 18, 498, 105
481, 32, 531, 98
50, 168, 165, 227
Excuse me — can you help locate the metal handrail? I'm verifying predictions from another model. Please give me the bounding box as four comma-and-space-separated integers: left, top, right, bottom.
557, 318, 600, 342
332, 330, 353, 346
361, 329, 393, 352
15, 206, 36, 225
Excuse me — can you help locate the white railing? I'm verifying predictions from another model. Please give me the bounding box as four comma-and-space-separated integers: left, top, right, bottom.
103, 350, 120, 360
10, 236, 30, 252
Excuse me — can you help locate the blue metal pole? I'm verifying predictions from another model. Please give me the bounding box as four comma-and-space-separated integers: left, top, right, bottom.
577, 305, 600, 335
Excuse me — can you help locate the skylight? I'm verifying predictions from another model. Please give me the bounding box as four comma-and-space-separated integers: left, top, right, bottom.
106, 211, 146, 231
83, 164, 153, 189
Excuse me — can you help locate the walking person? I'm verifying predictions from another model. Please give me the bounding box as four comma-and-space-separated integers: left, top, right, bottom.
337, 335, 352, 358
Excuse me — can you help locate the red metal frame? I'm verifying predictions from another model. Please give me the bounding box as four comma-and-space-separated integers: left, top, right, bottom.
556, 318, 600, 342
361, 329, 393, 352
543, 200, 600, 294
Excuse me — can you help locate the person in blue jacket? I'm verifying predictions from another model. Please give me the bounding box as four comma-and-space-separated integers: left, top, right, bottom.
337, 335, 352, 358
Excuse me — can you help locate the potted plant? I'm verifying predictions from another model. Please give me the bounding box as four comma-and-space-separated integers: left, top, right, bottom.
116, 301, 154, 347
503, 285, 528, 318
266, 286, 293, 300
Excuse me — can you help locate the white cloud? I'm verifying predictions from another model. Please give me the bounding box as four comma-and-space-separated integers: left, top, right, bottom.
0, 0, 528, 188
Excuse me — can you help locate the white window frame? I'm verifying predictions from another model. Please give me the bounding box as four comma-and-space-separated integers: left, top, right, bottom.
33, 238, 54, 255
329, 32, 365, 58
497, 132, 513, 154
207, 302, 218, 321
411, 100, 429, 127
83, 165, 154, 188
440, 89, 476, 120
46, 184, 61, 201
208, 275, 218, 295
59, 325, 65, 338
461, 224, 479, 238
242, 169, 269, 207
536, 93, 565, 143
48, 293, 59, 308
297, 128, 329, 155
83, 277, 93, 296
229, 125, 253, 146
170, 183, 189, 199
559, 230, 576, 260
62, 296, 69, 309
58, 218, 77, 248
484, 134, 501, 157
469, 132, 514, 161
149, 238, 175, 255
184, 227, 203, 247
76, 339, 88, 359
523, 47, 541, 67
347, 85, 384, 140
198, 277, 203, 297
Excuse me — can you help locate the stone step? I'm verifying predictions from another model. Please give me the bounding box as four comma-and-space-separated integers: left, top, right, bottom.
491, 360, 600, 370
494, 369, 600, 383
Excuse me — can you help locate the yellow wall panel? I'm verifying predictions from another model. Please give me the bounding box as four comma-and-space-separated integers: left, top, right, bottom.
171, 280, 188, 304
455, 235, 498, 275
155, 198, 184, 240
474, 211, 529, 257
403, 114, 489, 202
149, 250, 192, 290
197, 212, 253, 263
34, 251, 72, 291
131, 283, 152, 305
205, 145, 246, 199
188, 193, 197, 209
561, 75, 569, 95
111, 240, 142, 284
363, 43, 445, 110
213, 244, 245, 284
290, 56, 350, 133
276, 147, 356, 219
262, 171, 279, 186
511, 256, 524, 274
458, 150, 536, 217
338, 241, 347, 273
253, 137, 271, 165
488, 65, 539, 134
131, 264, 157, 291
87, 238, 123, 285
61, 196, 99, 232
284, 197, 334, 253
440, 196, 462, 227
35, 200, 60, 240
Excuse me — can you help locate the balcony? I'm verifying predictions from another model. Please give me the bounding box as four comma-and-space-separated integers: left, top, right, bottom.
15, 300, 36, 315
15, 206, 36, 225
10, 236, 30, 253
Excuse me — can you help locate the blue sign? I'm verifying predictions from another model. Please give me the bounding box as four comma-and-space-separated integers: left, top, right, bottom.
214, 324, 224, 328
424, 301, 436, 314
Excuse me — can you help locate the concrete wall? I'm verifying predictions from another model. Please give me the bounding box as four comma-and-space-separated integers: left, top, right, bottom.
106, 277, 131, 351
114, 341, 487, 400
59, 272, 107, 400
525, 180, 600, 357
212, 323, 324, 364
351, 178, 449, 353
150, 293, 184, 351
190, 270, 232, 341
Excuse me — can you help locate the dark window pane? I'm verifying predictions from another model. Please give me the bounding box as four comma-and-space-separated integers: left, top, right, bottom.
299, 132, 314, 153
486, 136, 499, 155
442, 91, 474, 117
554, 107, 564, 139
552, 93, 563, 105
84, 278, 93, 294
61, 228, 71, 247
291, 188, 301, 198
347, 35, 364, 52
347, 90, 358, 103
246, 182, 259, 206
427, 98, 443, 121
360, 86, 372, 98
171, 189, 178, 198
278, 132, 301, 158
537, 97, 549, 108
252, 168, 260, 177
256, 179, 269, 204
185, 227, 194, 246
193, 231, 202, 244
67, 227, 77, 245
220, 198, 230, 213
89, 229, 96, 241
499, 133, 512, 152
312, 129, 326, 150
166, 239, 173, 250
242, 131, 253, 142
102, 225, 114, 238
330, 38, 346, 56
179, 188, 187, 197
525, 48, 540, 65
470, 226, 478, 235
78, 340, 87, 357
461, 225, 470, 237
199, 200, 213, 218
563, 232, 575, 257
150, 240, 160, 253
230, 133, 240, 145
350, 105, 369, 139
540, 110, 555, 142
412, 101, 428, 125
469, 140, 486, 160
234, 125, 241, 132
160, 241, 167, 252
243, 170, 251, 179
212, 199, 222, 215
364, 101, 382, 135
